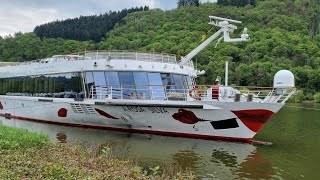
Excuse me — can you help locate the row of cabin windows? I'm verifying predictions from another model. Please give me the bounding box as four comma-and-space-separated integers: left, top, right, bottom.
0, 71, 192, 99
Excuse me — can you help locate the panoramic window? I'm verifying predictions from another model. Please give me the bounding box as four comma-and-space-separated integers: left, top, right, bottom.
147, 72, 165, 100
105, 72, 121, 99
0, 73, 83, 98
172, 74, 185, 94
93, 72, 107, 99
85, 72, 94, 98
0, 71, 191, 100
133, 72, 150, 100
118, 72, 136, 99
161, 73, 175, 93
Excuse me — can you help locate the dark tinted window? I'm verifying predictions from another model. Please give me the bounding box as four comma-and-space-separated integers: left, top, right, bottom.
0, 73, 83, 98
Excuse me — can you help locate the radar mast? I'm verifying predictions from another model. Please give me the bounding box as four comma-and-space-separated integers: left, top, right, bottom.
180, 16, 250, 70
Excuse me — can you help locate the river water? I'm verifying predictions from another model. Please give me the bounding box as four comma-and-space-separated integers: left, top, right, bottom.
2, 103, 319, 179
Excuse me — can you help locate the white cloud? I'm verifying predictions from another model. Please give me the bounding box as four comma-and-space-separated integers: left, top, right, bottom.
0, 0, 217, 36
0, 3, 62, 36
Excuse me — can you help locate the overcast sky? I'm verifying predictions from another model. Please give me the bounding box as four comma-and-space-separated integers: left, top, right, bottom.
0, 0, 216, 37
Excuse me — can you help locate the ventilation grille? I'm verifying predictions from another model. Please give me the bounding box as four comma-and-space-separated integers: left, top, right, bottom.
70, 104, 97, 115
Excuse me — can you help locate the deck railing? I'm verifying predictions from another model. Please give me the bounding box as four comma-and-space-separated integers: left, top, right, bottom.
4, 84, 295, 104
88, 84, 296, 104
83, 51, 178, 64
14, 51, 197, 67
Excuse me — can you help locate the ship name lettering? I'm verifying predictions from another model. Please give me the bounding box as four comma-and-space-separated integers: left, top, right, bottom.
122, 106, 145, 113
121, 116, 129, 123
148, 107, 169, 114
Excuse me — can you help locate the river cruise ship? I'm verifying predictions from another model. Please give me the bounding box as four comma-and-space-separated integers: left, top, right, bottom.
0, 16, 296, 142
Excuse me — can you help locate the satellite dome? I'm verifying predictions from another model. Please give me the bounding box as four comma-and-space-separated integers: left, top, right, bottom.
273, 70, 295, 88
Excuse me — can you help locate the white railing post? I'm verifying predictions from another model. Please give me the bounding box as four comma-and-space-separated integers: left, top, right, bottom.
281, 89, 295, 104
149, 85, 153, 100
90, 86, 93, 99
164, 86, 167, 101
110, 86, 112, 99
121, 85, 123, 99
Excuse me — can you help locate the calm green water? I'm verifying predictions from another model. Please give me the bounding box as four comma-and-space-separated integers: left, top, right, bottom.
2, 103, 319, 179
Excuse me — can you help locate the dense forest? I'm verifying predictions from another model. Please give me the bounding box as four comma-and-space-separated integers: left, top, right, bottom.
0, 0, 319, 101
217, 0, 257, 7
178, 0, 200, 7
33, 6, 149, 41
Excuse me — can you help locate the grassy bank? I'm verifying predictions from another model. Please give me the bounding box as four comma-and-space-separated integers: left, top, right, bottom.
0, 125, 194, 179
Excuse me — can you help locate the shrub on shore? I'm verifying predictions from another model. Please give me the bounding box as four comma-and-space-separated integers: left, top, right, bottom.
0, 125, 195, 179
313, 92, 320, 103
288, 90, 304, 103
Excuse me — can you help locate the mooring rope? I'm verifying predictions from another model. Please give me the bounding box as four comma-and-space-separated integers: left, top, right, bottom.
284, 105, 320, 111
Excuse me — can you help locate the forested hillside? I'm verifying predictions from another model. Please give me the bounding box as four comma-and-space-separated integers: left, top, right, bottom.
34, 6, 149, 41
0, 0, 319, 100
0, 33, 95, 62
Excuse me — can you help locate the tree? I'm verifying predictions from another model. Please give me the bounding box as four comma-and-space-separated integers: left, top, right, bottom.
217, 0, 256, 7
33, 6, 149, 42
178, 0, 200, 7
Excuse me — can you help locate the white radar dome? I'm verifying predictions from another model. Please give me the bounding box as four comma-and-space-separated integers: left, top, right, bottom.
273, 70, 295, 88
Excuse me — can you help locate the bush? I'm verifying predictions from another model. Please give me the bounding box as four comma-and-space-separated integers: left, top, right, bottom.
289, 90, 304, 103
0, 125, 50, 150
314, 92, 320, 103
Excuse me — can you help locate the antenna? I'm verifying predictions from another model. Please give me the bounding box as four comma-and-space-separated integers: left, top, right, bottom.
179, 15, 250, 67
209, 16, 242, 25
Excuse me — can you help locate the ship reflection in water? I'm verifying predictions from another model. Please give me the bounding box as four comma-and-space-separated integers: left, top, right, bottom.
1, 119, 274, 179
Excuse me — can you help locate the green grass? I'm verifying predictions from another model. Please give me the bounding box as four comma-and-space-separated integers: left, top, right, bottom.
0, 125, 50, 150
0, 125, 195, 179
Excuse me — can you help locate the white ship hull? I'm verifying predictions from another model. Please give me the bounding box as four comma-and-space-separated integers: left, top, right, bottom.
0, 96, 283, 142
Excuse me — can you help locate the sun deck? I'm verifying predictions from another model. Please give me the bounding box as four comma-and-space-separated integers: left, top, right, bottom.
4, 51, 194, 68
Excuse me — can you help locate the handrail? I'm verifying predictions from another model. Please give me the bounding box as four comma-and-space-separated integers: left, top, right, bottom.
5, 50, 186, 67
74, 50, 177, 57
4, 84, 295, 103
88, 84, 295, 103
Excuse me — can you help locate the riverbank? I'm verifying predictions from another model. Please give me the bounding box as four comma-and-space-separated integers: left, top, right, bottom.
0, 125, 194, 179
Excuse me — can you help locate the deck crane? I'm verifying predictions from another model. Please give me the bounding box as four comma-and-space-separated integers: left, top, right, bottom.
180, 16, 250, 75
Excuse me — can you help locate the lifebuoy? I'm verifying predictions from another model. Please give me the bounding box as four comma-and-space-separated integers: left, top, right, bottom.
189, 88, 202, 99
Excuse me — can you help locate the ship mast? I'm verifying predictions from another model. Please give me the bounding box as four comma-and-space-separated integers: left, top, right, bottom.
179, 16, 250, 68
